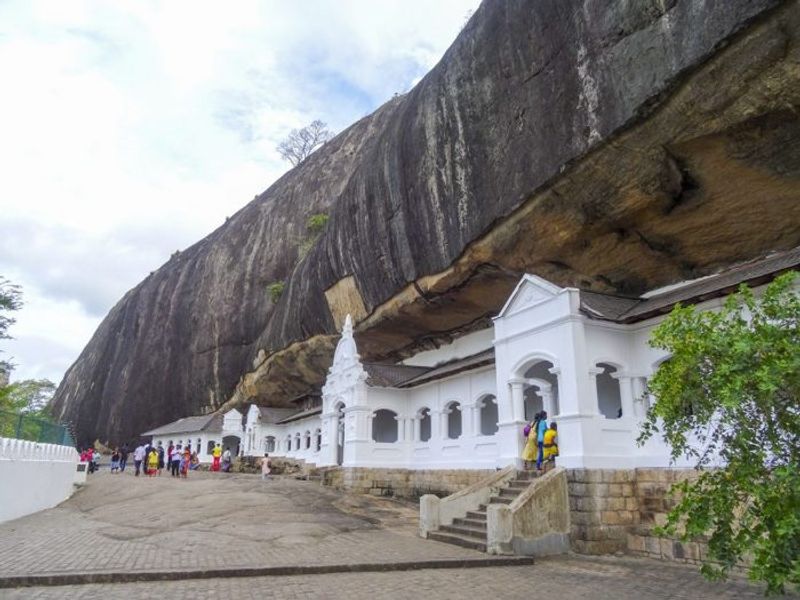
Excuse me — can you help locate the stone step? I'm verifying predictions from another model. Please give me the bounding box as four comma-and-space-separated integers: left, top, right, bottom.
428, 531, 487, 553
499, 487, 523, 498
453, 517, 487, 530
466, 510, 487, 521
515, 470, 540, 481
488, 495, 512, 505
439, 524, 487, 540
508, 479, 535, 488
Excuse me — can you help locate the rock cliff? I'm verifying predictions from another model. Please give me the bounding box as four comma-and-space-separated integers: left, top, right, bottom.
52, 0, 800, 445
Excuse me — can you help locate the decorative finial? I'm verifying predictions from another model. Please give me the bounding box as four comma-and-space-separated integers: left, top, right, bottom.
343, 314, 353, 335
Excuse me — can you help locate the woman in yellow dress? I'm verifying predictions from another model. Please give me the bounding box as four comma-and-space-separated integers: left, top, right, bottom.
521, 413, 540, 469
146, 448, 159, 476
543, 422, 558, 467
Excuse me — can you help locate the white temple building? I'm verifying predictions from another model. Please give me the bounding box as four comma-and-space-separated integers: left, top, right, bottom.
142, 408, 247, 464
143, 249, 799, 472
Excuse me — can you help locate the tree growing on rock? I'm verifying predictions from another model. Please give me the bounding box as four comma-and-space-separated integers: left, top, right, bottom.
639, 272, 800, 595
277, 120, 334, 167
276, 120, 334, 166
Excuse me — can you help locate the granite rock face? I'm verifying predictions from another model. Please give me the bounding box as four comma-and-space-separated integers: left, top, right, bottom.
52, 0, 800, 444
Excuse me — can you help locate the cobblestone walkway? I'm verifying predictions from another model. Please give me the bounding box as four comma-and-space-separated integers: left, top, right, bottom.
0, 470, 790, 599
4, 556, 792, 599
0, 470, 479, 577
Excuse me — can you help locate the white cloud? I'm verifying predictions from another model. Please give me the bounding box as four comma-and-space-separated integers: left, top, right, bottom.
0, 0, 481, 384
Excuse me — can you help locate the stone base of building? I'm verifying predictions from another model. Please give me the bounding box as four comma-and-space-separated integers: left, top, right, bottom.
567, 467, 707, 563
321, 466, 497, 500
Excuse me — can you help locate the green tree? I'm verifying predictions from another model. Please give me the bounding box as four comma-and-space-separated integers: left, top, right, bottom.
0, 276, 22, 338
0, 276, 22, 407
2, 378, 56, 414
299, 212, 330, 258
0, 276, 22, 376
266, 281, 285, 304
0, 378, 58, 440
306, 213, 329, 235
639, 272, 799, 595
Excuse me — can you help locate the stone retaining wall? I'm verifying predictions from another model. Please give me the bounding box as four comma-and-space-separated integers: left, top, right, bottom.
322, 467, 495, 499
567, 468, 707, 564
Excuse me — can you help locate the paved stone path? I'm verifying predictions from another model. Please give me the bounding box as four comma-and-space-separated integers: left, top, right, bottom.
0, 469, 480, 577
0, 469, 791, 599
4, 556, 792, 599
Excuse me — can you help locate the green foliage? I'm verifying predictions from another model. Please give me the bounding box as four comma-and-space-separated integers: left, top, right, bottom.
0, 276, 22, 339
0, 378, 61, 442
0, 378, 56, 414
638, 273, 800, 594
306, 213, 329, 235
0, 276, 22, 374
266, 281, 285, 304
298, 213, 330, 259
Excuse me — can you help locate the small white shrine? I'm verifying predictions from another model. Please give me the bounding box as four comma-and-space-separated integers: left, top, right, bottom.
145, 249, 799, 473
142, 409, 246, 464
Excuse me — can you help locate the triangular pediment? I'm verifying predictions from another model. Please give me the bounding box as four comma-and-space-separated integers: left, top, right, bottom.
498, 274, 563, 318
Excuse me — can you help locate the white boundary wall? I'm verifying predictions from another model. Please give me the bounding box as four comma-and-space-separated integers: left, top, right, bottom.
0, 437, 79, 523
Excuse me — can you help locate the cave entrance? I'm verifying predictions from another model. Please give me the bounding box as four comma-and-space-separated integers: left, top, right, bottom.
222, 434, 241, 458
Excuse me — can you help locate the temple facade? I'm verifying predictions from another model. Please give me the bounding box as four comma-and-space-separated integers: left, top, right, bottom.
145, 249, 799, 473
235, 249, 800, 471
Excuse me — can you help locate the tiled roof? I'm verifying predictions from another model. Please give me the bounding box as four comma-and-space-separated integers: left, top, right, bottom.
579, 291, 640, 321
363, 363, 430, 387
142, 414, 222, 436
257, 407, 298, 424
287, 392, 321, 405
580, 246, 800, 324
399, 348, 495, 388
276, 407, 322, 425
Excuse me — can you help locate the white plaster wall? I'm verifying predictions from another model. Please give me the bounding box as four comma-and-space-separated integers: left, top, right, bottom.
0, 438, 79, 523
492, 283, 689, 470
223, 276, 798, 473
401, 328, 493, 367
335, 368, 500, 470
265, 416, 323, 463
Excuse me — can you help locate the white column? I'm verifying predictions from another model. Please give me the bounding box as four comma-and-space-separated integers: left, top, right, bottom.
508, 379, 525, 422
413, 416, 421, 442
439, 408, 449, 439
539, 386, 554, 417
319, 413, 338, 466
496, 379, 527, 469
431, 409, 442, 442
614, 374, 635, 420
461, 403, 476, 437
395, 415, 405, 442
587, 366, 603, 416
631, 376, 648, 418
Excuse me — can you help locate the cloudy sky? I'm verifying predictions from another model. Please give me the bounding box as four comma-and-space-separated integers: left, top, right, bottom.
0, 0, 480, 385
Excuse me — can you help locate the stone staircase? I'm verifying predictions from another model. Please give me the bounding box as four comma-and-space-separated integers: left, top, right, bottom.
427, 470, 539, 552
